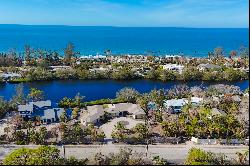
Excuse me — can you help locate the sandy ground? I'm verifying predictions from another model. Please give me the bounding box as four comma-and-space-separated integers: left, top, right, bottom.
100, 117, 144, 143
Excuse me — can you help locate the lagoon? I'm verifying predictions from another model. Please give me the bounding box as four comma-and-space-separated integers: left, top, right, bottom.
0, 80, 248, 102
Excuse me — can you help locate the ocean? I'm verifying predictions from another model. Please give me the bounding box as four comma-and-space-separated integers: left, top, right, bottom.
0, 25, 248, 57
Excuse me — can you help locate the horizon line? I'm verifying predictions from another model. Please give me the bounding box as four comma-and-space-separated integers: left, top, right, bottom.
0, 24, 249, 29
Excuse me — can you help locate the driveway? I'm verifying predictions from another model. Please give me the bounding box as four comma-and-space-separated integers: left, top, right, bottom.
100, 117, 144, 143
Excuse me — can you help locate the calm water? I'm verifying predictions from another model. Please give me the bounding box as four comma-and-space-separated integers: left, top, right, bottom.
0, 80, 248, 102
0, 25, 248, 56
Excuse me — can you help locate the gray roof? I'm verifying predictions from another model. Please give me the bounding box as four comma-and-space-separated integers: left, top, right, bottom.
198, 63, 221, 69
105, 103, 145, 115
18, 100, 52, 112
81, 105, 105, 123
211, 108, 226, 116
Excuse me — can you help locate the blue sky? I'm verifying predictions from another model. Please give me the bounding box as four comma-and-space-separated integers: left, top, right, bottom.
0, 0, 248, 27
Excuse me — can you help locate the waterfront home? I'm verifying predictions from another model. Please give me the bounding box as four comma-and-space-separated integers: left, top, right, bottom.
164, 97, 203, 113
164, 98, 188, 113
89, 67, 110, 72
18, 100, 65, 124
49, 66, 72, 72
80, 105, 105, 126
197, 63, 221, 71
105, 103, 146, 119
80, 103, 146, 126
0, 72, 21, 81
162, 64, 184, 73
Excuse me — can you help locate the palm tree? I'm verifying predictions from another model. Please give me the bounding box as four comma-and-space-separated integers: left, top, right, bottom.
136, 94, 150, 156
4, 127, 10, 141
50, 126, 59, 143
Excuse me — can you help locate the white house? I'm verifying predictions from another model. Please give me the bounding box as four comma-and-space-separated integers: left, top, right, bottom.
162, 64, 184, 73
49, 66, 72, 72
190, 97, 203, 106
0, 72, 21, 80
164, 99, 188, 113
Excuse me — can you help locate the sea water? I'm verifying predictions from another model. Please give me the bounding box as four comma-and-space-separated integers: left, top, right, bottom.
0, 25, 248, 57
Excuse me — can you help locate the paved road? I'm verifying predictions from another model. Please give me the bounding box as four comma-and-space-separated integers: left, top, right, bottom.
0, 144, 248, 164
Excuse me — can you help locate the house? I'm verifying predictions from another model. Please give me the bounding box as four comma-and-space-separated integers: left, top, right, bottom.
80, 103, 146, 126
164, 99, 188, 113
164, 97, 203, 113
190, 97, 203, 106
197, 63, 221, 71
49, 66, 72, 72
18, 100, 65, 124
105, 103, 146, 119
80, 105, 105, 126
0, 72, 21, 81
162, 64, 184, 73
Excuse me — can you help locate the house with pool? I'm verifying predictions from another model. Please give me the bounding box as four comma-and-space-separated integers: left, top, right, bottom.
164, 97, 203, 113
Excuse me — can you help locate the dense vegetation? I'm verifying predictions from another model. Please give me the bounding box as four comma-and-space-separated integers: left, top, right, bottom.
185, 148, 249, 165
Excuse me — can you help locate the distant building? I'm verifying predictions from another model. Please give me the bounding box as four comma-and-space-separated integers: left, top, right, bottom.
0, 72, 21, 80
49, 66, 72, 72
190, 97, 203, 106
164, 98, 188, 113
197, 63, 221, 71
18, 100, 65, 124
162, 64, 184, 73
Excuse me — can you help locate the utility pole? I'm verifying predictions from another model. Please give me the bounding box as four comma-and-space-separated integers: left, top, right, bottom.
62, 145, 65, 159
145, 102, 150, 157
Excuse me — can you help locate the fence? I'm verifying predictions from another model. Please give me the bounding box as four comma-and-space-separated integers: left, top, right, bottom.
191, 137, 249, 145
